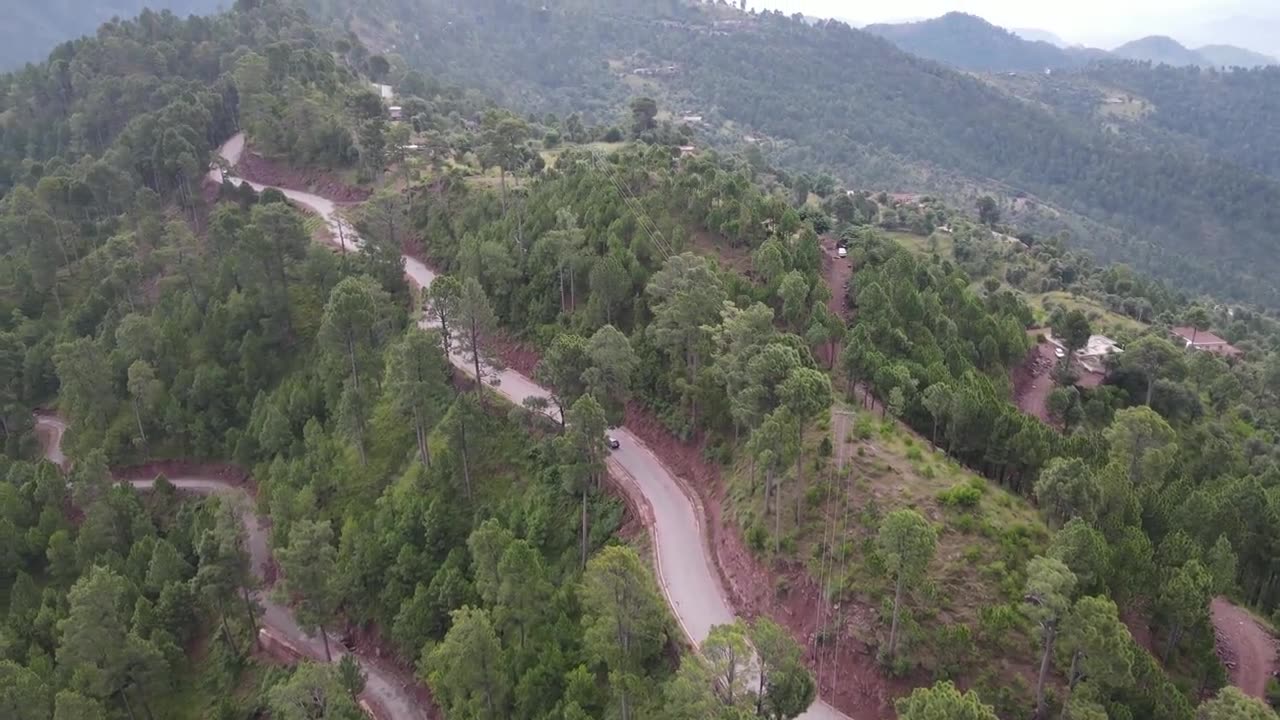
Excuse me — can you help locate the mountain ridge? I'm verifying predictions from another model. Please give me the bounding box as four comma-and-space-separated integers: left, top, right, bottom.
304, 0, 1280, 306
866, 14, 1277, 71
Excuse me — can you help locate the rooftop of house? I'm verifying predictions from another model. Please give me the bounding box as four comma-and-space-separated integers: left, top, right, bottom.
1171, 326, 1242, 357
1080, 334, 1123, 357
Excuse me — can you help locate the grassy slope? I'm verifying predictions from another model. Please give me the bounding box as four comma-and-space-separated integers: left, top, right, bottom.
724, 394, 1048, 694
889, 229, 1146, 335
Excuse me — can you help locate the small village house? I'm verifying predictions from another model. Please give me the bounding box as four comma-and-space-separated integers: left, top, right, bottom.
1170, 326, 1243, 359
1046, 331, 1124, 387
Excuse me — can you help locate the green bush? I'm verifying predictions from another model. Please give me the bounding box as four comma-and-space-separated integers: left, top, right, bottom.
854, 415, 875, 439
973, 671, 1033, 720
806, 483, 826, 507
1266, 677, 1280, 710
976, 604, 1022, 649
937, 483, 982, 508
931, 623, 975, 681
746, 524, 769, 554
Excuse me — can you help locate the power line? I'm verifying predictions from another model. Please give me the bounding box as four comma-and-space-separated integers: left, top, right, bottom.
590, 150, 674, 259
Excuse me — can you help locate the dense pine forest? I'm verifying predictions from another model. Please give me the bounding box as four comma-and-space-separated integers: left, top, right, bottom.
2, 1, 1280, 720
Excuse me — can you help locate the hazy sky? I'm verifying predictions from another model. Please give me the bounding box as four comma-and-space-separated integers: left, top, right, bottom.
747, 0, 1275, 49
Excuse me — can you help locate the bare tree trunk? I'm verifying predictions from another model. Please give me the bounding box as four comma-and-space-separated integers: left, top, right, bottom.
756, 660, 768, 716
241, 587, 259, 649
1061, 650, 1081, 720
569, 263, 576, 312
887, 574, 903, 661
580, 489, 589, 570
413, 408, 430, 467
774, 468, 782, 554
1163, 624, 1183, 664
119, 688, 138, 720
470, 320, 485, 408
217, 598, 240, 657
320, 625, 332, 663
1035, 623, 1055, 719
458, 414, 473, 500
132, 400, 147, 445
795, 423, 805, 525
346, 336, 361, 392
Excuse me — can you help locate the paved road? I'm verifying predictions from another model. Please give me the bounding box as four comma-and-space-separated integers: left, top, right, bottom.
171, 136, 854, 719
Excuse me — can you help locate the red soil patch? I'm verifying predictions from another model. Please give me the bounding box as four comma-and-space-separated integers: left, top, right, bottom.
492, 336, 540, 378
689, 229, 754, 275
346, 623, 440, 718
112, 460, 253, 489
234, 151, 371, 203
1011, 338, 1058, 424
621, 402, 903, 719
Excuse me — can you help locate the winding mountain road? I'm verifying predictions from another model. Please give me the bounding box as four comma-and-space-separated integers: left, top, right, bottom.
33, 414, 425, 720
38, 135, 854, 720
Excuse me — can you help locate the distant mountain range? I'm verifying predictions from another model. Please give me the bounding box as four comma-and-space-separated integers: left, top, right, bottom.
1012, 28, 1067, 47
862, 13, 1101, 72
864, 13, 1277, 72
1113, 35, 1278, 67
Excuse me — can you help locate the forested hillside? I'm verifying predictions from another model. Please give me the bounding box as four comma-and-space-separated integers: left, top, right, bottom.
4, 1, 1280, 719
0, 2, 813, 719
307, 0, 1280, 308
2, 0, 227, 70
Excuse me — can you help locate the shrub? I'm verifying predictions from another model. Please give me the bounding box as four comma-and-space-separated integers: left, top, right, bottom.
976, 604, 1022, 649
905, 445, 923, 461
937, 483, 982, 508
973, 671, 1033, 720
854, 415, 875, 439
746, 524, 769, 554
818, 436, 833, 457
806, 483, 825, 507
931, 623, 975, 681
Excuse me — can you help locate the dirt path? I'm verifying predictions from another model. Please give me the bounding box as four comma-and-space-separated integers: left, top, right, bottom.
33, 414, 430, 720
1212, 597, 1279, 699
820, 234, 853, 320
1011, 339, 1057, 423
